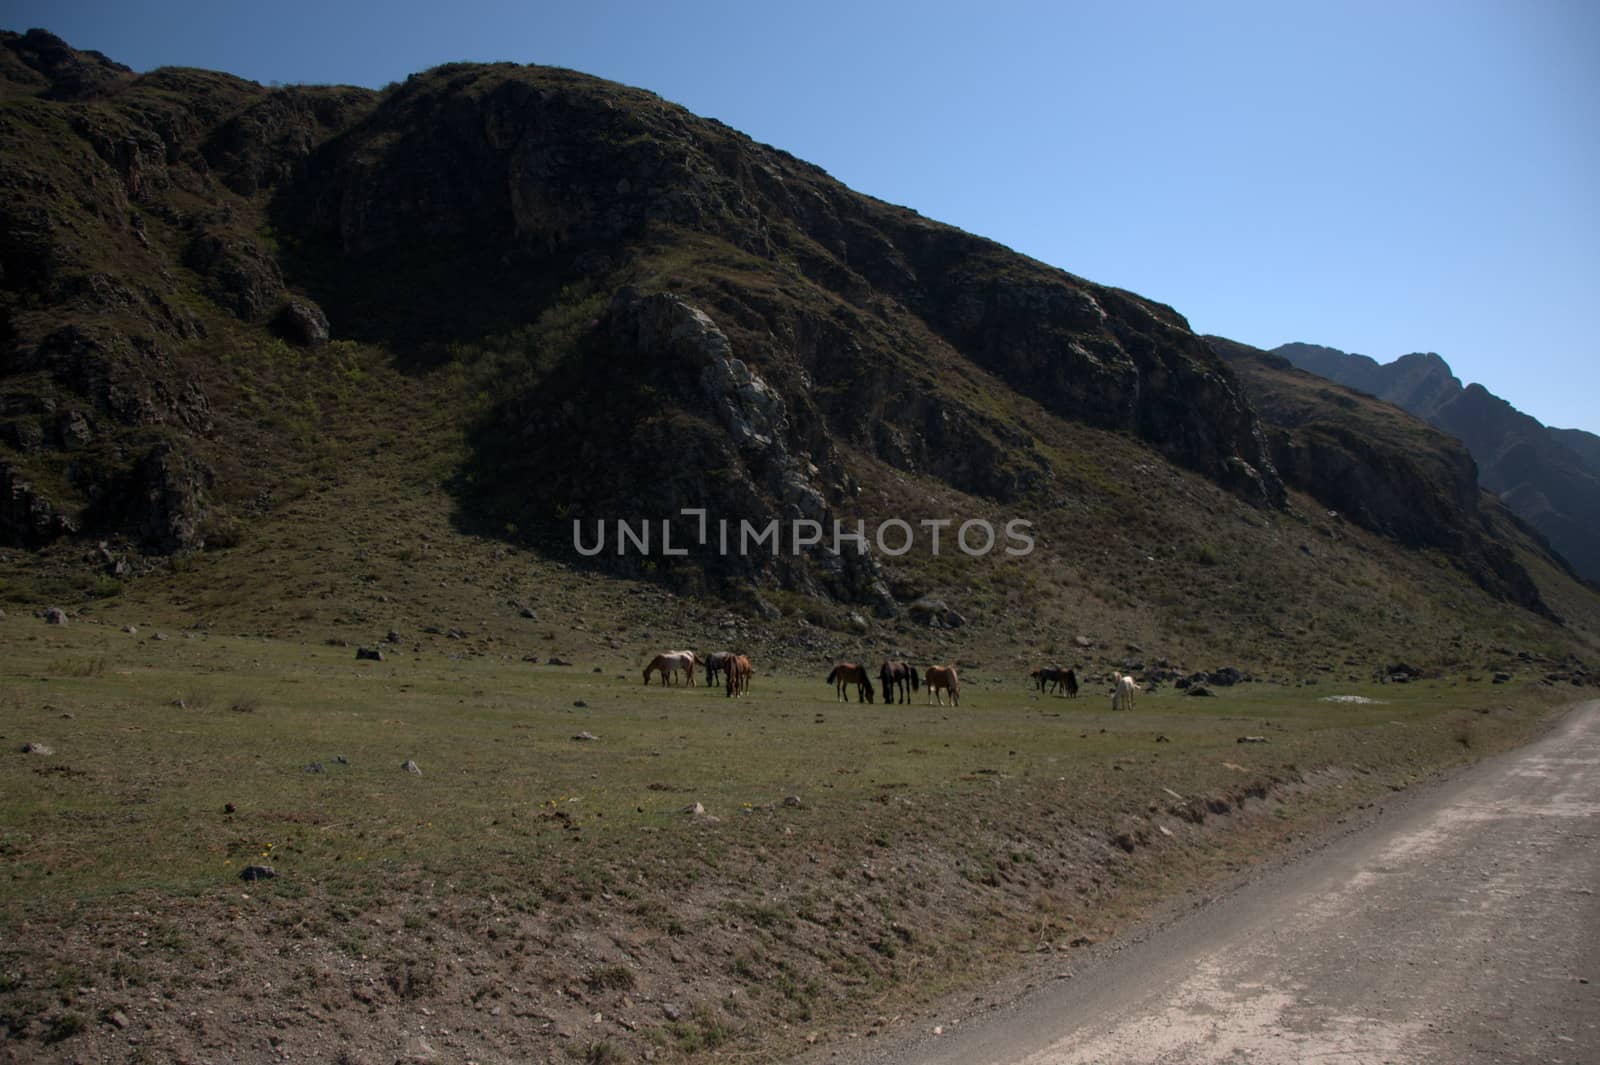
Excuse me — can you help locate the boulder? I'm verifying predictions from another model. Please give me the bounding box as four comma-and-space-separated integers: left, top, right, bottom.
908, 597, 966, 628
275, 297, 330, 346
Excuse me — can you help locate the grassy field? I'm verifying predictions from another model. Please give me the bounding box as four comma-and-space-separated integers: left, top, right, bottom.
0, 616, 1580, 1063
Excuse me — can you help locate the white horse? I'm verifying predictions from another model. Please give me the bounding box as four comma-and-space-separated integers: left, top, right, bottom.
643, 651, 698, 686
1111, 672, 1140, 711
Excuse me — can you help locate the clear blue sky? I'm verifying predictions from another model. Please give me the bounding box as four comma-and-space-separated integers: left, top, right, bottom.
12, 1, 1599, 434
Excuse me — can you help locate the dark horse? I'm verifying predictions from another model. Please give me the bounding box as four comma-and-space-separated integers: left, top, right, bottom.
826, 663, 875, 703
878, 660, 920, 704
701, 651, 734, 688
1031, 666, 1079, 697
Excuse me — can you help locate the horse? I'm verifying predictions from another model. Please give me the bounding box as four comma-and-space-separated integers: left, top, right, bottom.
878, 661, 919, 704
1111, 672, 1140, 711
643, 651, 697, 686
1030, 666, 1079, 697
826, 663, 875, 703
725, 654, 752, 698
925, 665, 960, 706
701, 651, 733, 688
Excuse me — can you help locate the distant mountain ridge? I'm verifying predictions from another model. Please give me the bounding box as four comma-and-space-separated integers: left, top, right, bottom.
1275, 343, 1600, 586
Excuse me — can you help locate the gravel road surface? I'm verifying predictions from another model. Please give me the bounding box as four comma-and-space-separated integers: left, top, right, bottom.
807, 699, 1599, 1065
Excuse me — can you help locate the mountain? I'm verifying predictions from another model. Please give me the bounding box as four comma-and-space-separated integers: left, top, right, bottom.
2, 27, 1597, 674
1274, 344, 1464, 421
1209, 339, 1556, 615
1275, 342, 1600, 587
1551, 426, 1600, 476
0, 28, 1278, 569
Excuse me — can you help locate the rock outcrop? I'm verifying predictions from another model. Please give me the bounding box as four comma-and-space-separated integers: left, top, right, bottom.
296, 65, 1282, 510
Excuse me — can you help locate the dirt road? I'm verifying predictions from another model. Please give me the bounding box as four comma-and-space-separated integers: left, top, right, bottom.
812, 700, 1600, 1065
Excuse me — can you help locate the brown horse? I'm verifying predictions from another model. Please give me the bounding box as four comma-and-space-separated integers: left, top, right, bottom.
925, 665, 960, 706
878, 660, 919, 704
826, 663, 875, 703
725, 654, 752, 698
643, 651, 696, 686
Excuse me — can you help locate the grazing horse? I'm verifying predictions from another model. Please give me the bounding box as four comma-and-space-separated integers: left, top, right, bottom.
925, 665, 960, 706
826, 663, 875, 703
643, 651, 697, 686
878, 661, 919, 704
1111, 672, 1140, 711
725, 654, 752, 698
1030, 666, 1080, 697
701, 651, 733, 688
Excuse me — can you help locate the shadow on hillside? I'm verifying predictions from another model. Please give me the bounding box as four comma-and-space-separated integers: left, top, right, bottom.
265, 219, 580, 372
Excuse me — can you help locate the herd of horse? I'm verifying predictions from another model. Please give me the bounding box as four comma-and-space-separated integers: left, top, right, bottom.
643, 651, 1144, 710
824, 661, 960, 705
642, 650, 750, 696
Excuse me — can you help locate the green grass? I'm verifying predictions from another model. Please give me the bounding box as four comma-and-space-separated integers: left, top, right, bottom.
0, 621, 1568, 938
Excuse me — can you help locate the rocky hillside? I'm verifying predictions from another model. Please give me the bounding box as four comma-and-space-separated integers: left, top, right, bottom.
1211, 339, 1559, 616
1275, 342, 1600, 587
2, 27, 1593, 660
0, 29, 1287, 599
